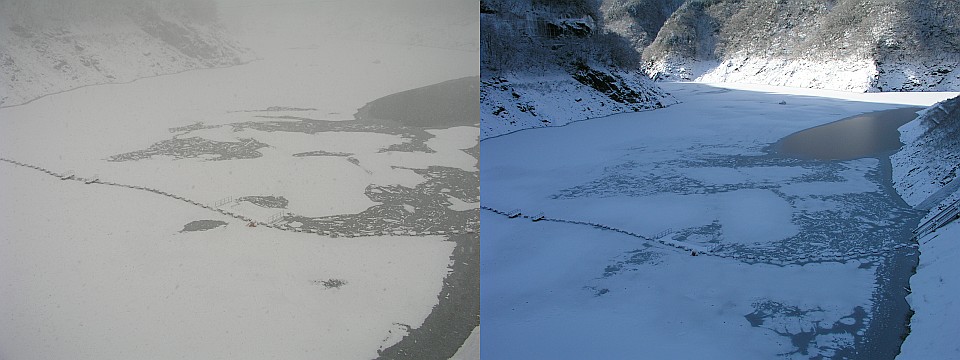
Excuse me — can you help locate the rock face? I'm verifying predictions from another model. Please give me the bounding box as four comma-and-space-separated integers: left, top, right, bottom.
0, 0, 250, 107
641, 0, 960, 92
599, 0, 686, 51
480, 0, 675, 139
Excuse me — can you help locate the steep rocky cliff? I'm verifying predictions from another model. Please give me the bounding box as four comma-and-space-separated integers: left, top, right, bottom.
480, 0, 675, 139
641, 0, 960, 92
599, 0, 685, 51
0, 0, 250, 107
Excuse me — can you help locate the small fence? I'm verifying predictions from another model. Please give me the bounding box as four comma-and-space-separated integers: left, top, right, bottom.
266, 211, 285, 224
213, 196, 235, 208
651, 228, 674, 240
914, 197, 960, 240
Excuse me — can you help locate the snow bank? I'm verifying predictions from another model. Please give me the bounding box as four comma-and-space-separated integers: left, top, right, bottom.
898, 221, 960, 359
891, 95, 960, 360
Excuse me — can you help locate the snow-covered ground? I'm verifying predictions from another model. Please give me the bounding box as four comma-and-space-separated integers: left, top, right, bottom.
0, 1, 479, 358
897, 220, 960, 359
481, 81, 957, 358
890, 95, 960, 359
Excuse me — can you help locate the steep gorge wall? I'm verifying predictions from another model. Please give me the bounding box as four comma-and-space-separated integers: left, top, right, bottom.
599, 0, 686, 52
642, 0, 960, 92
0, 0, 250, 107
480, 0, 674, 139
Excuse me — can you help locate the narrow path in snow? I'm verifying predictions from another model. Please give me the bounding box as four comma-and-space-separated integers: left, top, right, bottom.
481, 206, 917, 266
0, 156, 473, 238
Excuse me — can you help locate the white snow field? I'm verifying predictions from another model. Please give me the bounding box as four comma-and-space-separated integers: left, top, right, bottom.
0, 1, 479, 359
898, 220, 960, 360
481, 82, 957, 359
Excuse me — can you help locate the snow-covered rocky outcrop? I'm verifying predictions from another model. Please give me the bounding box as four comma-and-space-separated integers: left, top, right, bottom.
891, 95, 960, 359
0, 0, 250, 107
892, 96, 960, 208
598, 0, 685, 52
481, 66, 671, 139
643, 0, 960, 92
480, 0, 675, 139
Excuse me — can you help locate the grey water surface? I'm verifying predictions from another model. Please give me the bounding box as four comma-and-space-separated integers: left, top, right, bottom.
775, 107, 923, 160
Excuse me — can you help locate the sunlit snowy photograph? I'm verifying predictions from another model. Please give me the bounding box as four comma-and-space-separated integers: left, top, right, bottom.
480, 0, 959, 359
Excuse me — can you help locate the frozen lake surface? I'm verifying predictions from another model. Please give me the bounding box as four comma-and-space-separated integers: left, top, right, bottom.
480, 82, 956, 359
0, 2, 479, 356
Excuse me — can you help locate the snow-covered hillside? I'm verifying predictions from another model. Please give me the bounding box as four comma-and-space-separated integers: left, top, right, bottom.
481, 67, 672, 139
891, 95, 960, 359
480, 0, 675, 139
892, 95, 960, 208
599, 0, 685, 52
642, 0, 960, 92
0, 0, 249, 107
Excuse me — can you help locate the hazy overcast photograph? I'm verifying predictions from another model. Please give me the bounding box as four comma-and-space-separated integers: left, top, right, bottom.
0, 0, 478, 359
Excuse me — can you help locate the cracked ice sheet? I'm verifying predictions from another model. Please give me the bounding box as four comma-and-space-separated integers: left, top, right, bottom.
681, 166, 811, 186
0, 163, 454, 360
514, 188, 797, 245
481, 213, 875, 359
778, 158, 881, 197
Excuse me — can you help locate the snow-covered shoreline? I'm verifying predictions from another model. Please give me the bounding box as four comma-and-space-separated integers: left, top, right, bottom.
480, 68, 675, 140
647, 56, 960, 93
890, 95, 960, 359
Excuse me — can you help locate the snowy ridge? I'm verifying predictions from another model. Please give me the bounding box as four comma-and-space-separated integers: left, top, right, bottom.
480, 67, 675, 139
648, 56, 960, 93
891, 95, 960, 359
641, 0, 960, 92
0, 0, 250, 107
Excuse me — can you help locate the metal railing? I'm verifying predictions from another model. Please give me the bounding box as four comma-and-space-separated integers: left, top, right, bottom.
914, 197, 960, 240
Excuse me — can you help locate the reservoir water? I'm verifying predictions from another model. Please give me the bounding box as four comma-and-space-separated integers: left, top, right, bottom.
776, 107, 924, 160
775, 106, 925, 359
